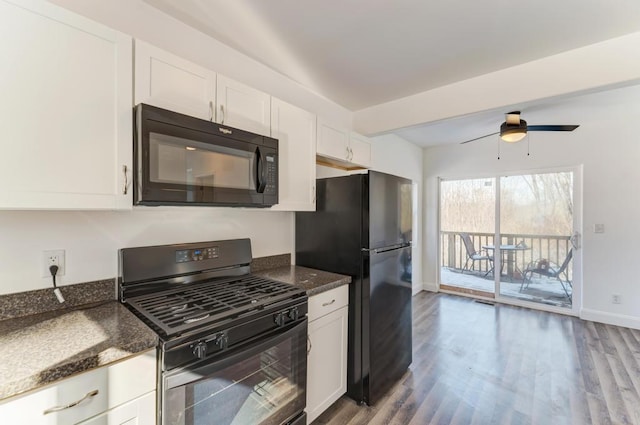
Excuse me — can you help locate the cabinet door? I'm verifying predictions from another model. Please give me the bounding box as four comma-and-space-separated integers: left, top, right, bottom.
349, 132, 372, 168
134, 40, 216, 121
0, 0, 132, 210
77, 392, 156, 425
270, 98, 316, 211
306, 306, 348, 423
316, 118, 349, 162
216, 74, 271, 136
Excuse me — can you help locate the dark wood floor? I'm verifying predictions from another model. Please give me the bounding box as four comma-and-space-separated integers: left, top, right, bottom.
313, 292, 640, 425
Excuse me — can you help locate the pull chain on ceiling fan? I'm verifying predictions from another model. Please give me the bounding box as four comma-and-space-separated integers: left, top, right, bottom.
460, 111, 579, 145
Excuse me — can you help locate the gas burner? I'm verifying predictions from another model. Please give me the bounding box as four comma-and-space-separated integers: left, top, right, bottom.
125, 274, 306, 338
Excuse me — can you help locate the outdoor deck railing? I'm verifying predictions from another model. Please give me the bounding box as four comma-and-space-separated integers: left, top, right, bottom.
440, 231, 572, 279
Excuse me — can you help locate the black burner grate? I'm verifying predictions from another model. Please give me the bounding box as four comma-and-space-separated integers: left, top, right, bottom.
126, 275, 304, 337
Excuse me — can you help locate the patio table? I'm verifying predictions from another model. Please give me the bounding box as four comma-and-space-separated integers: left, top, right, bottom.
482, 244, 530, 281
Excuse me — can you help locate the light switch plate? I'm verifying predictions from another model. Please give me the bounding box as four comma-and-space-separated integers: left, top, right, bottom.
594, 223, 605, 233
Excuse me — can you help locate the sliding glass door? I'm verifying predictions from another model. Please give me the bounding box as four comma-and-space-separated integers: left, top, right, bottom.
439, 168, 580, 312
439, 178, 495, 298
497, 172, 575, 308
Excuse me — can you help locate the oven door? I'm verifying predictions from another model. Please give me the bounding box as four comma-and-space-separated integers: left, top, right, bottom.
135, 104, 277, 207
162, 320, 307, 425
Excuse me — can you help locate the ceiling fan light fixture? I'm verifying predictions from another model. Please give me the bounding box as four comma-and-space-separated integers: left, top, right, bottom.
500, 120, 527, 143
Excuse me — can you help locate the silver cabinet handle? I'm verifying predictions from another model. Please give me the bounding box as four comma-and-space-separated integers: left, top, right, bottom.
307, 335, 312, 355
220, 104, 225, 124
345, 146, 350, 160
312, 185, 316, 204
322, 299, 336, 307
43, 389, 99, 415
349, 147, 354, 161
122, 165, 129, 195
209, 101, 214, 121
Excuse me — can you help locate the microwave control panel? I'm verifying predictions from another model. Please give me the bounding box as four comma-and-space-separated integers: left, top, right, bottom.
264, 154, 277, 195
176, 246, 219, 263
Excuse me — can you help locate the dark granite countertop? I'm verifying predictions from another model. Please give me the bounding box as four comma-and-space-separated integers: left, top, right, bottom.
0, 301, 158, 401
254, 265, 351, 296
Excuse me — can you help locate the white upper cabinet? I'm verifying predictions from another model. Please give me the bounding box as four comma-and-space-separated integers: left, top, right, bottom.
316, 118, 350, 162
134, 40, 216, 121
270, 98, 317, 211
216, 75, 271, 136
348, 132, 372, 168
134, 42, 271, 136
0, 0, 133, 210
316, 119, 371, 170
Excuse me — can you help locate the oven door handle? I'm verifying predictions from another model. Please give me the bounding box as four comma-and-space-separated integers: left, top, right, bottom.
165, 318, 307, 390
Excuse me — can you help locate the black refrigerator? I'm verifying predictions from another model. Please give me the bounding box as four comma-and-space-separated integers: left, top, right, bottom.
296, 170, 413, 406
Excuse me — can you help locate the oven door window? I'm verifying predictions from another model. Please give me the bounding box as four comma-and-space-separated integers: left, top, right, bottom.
163, 321, 307, 425
150, 132, 256, 191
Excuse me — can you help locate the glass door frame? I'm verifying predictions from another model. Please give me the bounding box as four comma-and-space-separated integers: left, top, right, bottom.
437, 165, 582, 316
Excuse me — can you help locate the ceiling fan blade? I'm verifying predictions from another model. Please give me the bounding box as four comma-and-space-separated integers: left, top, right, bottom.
528, 124, 579, 132
460, 131, 499, 144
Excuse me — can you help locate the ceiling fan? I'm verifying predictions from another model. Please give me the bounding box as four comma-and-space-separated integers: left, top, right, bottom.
460, 111, 579, 144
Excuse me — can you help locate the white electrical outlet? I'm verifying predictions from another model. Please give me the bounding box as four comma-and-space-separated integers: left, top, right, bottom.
612, 294, 621, 304
42, 250, 65, 277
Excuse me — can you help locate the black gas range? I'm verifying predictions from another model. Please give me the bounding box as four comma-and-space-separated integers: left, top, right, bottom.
119, 238, 308, 425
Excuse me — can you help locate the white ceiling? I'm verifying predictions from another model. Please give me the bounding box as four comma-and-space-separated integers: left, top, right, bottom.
144, 0, 640, 146
394, 85, 640, 147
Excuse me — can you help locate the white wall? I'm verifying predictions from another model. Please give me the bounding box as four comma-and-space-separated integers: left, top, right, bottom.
423, 84, 640, 329
0, 209, 292, 294
0, 0, 352, 295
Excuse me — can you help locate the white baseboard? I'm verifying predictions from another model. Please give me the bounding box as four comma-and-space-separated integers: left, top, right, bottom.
580, 308, 640, 330
422, 282, 438, 293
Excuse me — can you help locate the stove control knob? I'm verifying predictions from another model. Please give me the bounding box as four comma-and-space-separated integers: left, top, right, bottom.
288, 307, 299, 321
193, 342, 207, 359
274, 312, 284, 327
214, 333, 229, 349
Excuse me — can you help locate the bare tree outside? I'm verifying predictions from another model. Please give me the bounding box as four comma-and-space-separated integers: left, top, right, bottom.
440, 172, 574, 278
441, 172, 572, 236
500, 172, 573, 236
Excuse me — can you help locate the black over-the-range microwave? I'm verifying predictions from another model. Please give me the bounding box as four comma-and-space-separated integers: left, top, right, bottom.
134, 103, 278, 207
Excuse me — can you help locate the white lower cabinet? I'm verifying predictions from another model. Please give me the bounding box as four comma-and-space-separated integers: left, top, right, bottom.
0, 350, 156, 425
77, 392, 155, 425
306, 286, 349, 423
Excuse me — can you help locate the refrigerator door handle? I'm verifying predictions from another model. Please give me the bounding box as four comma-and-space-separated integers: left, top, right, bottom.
362, 242, 411, 254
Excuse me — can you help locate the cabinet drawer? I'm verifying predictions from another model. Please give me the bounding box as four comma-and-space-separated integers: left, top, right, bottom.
0, 350, 156, 425
308, 285, 349, 321
0, 366, 108, 425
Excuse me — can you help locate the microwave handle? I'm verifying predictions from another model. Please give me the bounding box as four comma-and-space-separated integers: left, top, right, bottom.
255, 147, 267, 193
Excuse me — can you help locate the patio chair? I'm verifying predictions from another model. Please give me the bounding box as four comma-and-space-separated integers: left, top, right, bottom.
460, 233, 493, 276
521, 249, 573, 297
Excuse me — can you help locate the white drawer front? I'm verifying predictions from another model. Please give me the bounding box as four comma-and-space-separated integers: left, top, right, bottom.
0, 366, 108, 425
0, 350, 157, 425
308, 285, 349, 322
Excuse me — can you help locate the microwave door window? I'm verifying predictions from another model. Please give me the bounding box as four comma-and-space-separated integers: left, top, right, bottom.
149, 133, 256, 191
